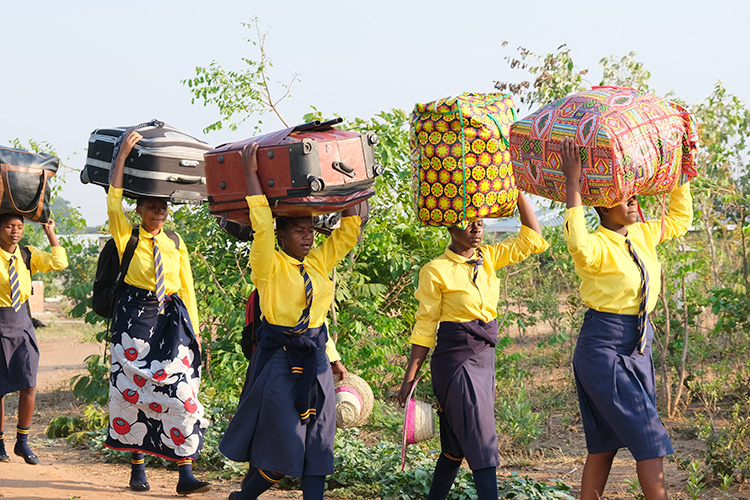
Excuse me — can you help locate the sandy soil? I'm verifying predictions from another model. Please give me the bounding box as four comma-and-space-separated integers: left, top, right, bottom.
1, 311, 748, 499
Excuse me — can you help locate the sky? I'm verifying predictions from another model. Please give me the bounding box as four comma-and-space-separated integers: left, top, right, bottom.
2, 0, 748, 226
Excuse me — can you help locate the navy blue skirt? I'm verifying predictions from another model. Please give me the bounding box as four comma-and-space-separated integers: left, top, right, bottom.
220, 323, 335, 477
0, 305, 37, 397
105, 285, 208, 461
573, 309, 673, 461
431, 319, 499, 470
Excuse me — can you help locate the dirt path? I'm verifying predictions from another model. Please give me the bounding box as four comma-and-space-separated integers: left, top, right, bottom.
2, 313, 748, 499
0, 315, 297, 500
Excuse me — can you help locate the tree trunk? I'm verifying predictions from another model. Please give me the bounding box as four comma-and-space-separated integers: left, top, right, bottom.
659, 268, 673, 417
670, 273, 690, 417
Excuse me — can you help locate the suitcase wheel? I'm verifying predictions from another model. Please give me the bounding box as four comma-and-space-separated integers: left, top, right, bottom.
373, 163, 385, 176
365, 131, 379, 146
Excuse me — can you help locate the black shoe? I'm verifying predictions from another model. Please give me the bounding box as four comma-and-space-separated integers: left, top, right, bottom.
177, 480, 212, 495
129, 480, 151, 492
0, 452, 9, 463
13, 446, 39, 465
228, 491, 238, 500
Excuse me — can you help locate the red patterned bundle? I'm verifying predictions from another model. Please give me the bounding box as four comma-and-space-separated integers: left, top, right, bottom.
410, 93, 518, 227
510, 86, 698, 207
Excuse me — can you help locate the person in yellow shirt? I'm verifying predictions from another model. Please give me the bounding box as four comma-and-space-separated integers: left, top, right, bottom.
0, 215, 67, 465
104, 132, 210, 495
220, 143, 361, 500
560, 137, 692, 500
398, 192, 548, 500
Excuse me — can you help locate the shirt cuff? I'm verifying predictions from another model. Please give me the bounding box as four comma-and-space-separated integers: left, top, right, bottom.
50, 246, 66, 257
409, 331, 436, 349
246, 194, 269, 208
564, 205, 588, 246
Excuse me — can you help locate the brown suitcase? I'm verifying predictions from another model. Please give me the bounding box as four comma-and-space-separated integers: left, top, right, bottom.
205, 119, 382, 224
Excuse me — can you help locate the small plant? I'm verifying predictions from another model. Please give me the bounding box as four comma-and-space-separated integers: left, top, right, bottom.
497, 472, 575, 499
624, 478, 644, 500
685, 460, 708, 500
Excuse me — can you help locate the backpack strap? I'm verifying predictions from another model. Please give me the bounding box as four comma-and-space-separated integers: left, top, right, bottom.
20, 246, 32, 273
117, 227, 141, 287
163, 230, 180, 251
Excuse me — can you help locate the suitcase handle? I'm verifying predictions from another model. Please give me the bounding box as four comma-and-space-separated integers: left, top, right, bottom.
166, 174, 205, 185
292, 117, 344, 133
332, 161, 356, 178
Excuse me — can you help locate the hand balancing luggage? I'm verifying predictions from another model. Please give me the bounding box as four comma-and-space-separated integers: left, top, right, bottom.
410, 93, 518, 227
205, 118, 383, 223
81, 119, 211, 204
0, 146, 58, 223
510, 86, 698, 207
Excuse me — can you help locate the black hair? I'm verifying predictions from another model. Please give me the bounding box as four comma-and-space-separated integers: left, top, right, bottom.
275, 216, 312, 233
136, 196, 168, 208
0, 213, 24, 226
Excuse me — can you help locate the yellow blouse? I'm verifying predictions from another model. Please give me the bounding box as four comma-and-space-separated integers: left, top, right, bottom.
107, 187, 199, 333
410, 225, 549, 348
246, 195, 361, 363
0, 245, 68, 307
564, 182, 693, 315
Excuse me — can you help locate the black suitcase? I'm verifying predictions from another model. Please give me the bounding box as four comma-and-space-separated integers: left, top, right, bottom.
80, 121, 211, 204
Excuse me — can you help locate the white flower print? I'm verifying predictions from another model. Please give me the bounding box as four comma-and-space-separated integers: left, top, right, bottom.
109, 404, 148, 446
175, 381, 204, 417
159, 418, 200, 457
112, 332, 151, 369
148, 359, 180, 386
175, 344, 195, 378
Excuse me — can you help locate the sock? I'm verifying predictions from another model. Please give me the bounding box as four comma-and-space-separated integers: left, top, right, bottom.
301, 475, 326, 500
472, 467, 498, 500
427, 453, 462, 500
236, 469, 283, 500
241, 463, 258, 489
0, 432, 7, 458
176, 458, 211, 494
14, 425, 38, 464
129, 452, 149, 491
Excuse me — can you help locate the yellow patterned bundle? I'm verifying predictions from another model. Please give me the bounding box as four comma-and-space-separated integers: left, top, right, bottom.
410, 93, 518, 227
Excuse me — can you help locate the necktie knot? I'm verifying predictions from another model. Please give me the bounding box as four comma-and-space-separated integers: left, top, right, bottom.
465, 249, 484, 284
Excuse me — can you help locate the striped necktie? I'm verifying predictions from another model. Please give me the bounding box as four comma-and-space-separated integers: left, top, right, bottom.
286, 263, 313, 336
626, 239, 649, 355
152, 236, 165, 311
8, 255, 21, 312
465, 248, 484, 285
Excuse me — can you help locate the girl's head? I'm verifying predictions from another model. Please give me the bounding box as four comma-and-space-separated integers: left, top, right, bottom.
276, 216, 315, 261
0, 214, 24, 251
135, 197, 168, 234
448, 219, 484, 251
595, 196, 640, 229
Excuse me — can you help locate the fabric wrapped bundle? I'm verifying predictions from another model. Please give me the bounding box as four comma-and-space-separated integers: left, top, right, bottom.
510, 86, 698, 207
410, 93, 518, 226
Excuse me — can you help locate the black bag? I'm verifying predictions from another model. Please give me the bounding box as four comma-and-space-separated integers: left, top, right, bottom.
241, 289, 261, 360
92, 227, 179, 318
0, 146, 58, 223
81, 120, 211, 205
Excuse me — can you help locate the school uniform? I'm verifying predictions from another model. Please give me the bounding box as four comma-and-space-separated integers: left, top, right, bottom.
220, 194, 360, 477
564, 182, 692, 461
104, 187, 208, 461
0, 245, 67, 397
411, 226, 548, 470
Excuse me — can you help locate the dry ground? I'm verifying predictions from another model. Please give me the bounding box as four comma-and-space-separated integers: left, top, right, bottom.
1, 306, 748, 499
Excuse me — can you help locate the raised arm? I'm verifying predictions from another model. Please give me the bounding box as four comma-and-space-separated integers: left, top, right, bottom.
561, 138, 583, 209
243, 143, 278, 282
517, 191, 542, 236
111, 132, 141, 190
